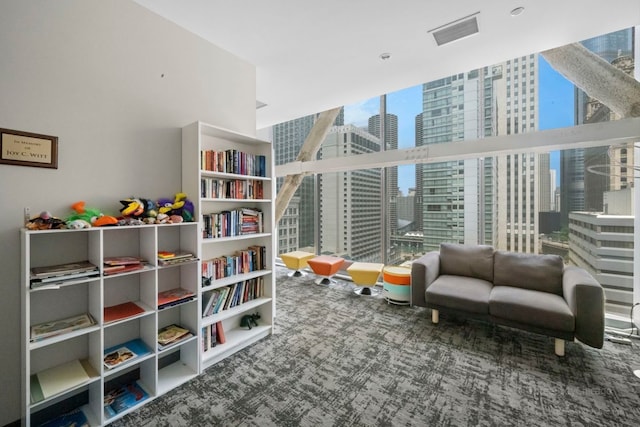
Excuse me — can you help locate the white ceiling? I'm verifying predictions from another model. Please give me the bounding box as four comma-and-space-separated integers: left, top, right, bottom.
133, 0, 640, 129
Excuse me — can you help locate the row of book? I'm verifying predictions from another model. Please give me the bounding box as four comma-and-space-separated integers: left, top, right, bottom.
201, 245, 266, 284
31, 287, 195, 342
202, 321, 226, 352
202, 277, 264, 317
29, 252, 196, 289
200, 149, 267, 177
201, 177, 265, 200
202, 207, 263, 239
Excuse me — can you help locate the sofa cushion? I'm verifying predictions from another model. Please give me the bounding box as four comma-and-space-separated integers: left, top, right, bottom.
439, 243, 494, 282
489, 286, 574, 332
426, 275, 492, 314
493, 251, 564, 295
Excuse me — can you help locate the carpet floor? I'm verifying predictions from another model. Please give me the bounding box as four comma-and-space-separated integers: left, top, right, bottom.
112, 267, 640, 426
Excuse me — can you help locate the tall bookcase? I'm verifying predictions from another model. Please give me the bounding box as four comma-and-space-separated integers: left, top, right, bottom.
181, 121, 275, 371
21, 223, 200, 426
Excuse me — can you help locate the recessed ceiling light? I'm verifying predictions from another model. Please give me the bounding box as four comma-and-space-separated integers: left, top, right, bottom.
379, 52, 391, 60
510, 7, 525, 16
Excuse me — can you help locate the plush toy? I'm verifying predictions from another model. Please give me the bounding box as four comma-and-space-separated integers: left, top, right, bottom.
26, 211, 66, 230
158, 193, 194, 222
119, 197, 159, 223
66, 201, 118, 227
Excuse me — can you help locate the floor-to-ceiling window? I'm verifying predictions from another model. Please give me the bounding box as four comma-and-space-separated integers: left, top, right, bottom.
271, 27, 638, 323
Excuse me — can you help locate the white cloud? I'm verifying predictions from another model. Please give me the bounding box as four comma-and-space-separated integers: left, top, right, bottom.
343, 97, 379, 127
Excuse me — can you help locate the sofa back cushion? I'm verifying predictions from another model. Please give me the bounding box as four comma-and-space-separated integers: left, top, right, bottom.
493, 251, 564, 295
440, 243, 494, 282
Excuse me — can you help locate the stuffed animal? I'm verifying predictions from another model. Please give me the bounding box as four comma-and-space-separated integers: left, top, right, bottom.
26, 211, 66, 230
66, 201, 118, 227
158, 193, 194, 222
119, 197, 159, 223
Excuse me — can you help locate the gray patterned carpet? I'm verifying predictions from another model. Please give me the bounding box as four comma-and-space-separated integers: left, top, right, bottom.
113, 267, 640, 426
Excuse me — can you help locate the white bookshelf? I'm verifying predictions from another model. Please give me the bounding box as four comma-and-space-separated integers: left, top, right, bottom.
182, 121, 276, 372
21, 222, 199, 426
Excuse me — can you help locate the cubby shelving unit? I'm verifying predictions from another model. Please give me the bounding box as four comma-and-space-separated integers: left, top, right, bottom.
21, 222, 199, 426
182, 121, 275, 371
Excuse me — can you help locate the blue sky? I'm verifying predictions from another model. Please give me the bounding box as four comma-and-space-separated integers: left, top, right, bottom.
344, 56, 575, 193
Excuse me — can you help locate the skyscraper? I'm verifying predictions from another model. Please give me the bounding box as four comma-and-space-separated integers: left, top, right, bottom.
273, 110, 344, 251
368, 112, 399, 263
418, 55, 541, 253
561, 28, 634, 226
319, 125, 381, 261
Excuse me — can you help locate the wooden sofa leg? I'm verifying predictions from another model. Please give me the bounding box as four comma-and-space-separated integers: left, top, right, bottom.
555, 339, 565, 356
431, 309, 439, 324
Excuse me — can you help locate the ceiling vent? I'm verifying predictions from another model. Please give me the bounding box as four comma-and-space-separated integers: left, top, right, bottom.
256, 100, 267, 110
429, 12, 480, 46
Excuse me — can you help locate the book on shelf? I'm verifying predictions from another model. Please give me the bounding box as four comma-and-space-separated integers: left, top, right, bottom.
215, 321, 226, 344
30, 312, 96, 342
103, 256, 145, 266
202, 289, 220, 317
30, 271, 100, 288
202, 323, 218, 352
39, 407, 89, 427
104, 301, 145, 324
103, 338, 152, 370
103, 264, 145, 275
212, 286, 230, 314
104, 381, 149, 418
157, 287, 196, 309
31, 260, 98, 278
157, 324, 193, 350
158, 250, 193, 260
103, 256, 145, 276
30, 261, 100, 288
157, 252, 197, 266
33, 359, 91, 400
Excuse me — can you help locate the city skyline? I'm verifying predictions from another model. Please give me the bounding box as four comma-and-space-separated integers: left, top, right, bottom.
344, 56, 575, 193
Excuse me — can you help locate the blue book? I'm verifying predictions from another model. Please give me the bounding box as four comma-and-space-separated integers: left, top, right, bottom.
40, 408, 88, 427
103, 338, 152, 370
104, 382, 149, 418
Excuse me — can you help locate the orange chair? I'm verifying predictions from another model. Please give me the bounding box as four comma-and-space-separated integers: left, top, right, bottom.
307, 255, 345, 285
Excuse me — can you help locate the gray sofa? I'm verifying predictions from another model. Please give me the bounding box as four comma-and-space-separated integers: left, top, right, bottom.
411, 243, 605, 356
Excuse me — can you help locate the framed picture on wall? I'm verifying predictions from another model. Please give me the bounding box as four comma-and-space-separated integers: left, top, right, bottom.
0, 128, 58, 169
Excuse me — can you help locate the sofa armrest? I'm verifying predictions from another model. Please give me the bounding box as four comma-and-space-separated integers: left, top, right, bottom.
411, 251, 440, 307
562, 266, 605, 348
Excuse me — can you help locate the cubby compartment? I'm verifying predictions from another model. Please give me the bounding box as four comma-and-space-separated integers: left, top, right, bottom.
103, 366, 153, 422
29, 332, 101, 408
103, 270, 156, 325
103, 317, 155, 377
157, 302, 199, 394
200, 297, 273, 369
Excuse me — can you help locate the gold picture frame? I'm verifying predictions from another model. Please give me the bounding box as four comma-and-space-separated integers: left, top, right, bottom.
0, 128, 58, 169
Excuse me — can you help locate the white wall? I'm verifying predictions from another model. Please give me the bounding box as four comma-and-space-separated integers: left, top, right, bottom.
0, 1, 256, 423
